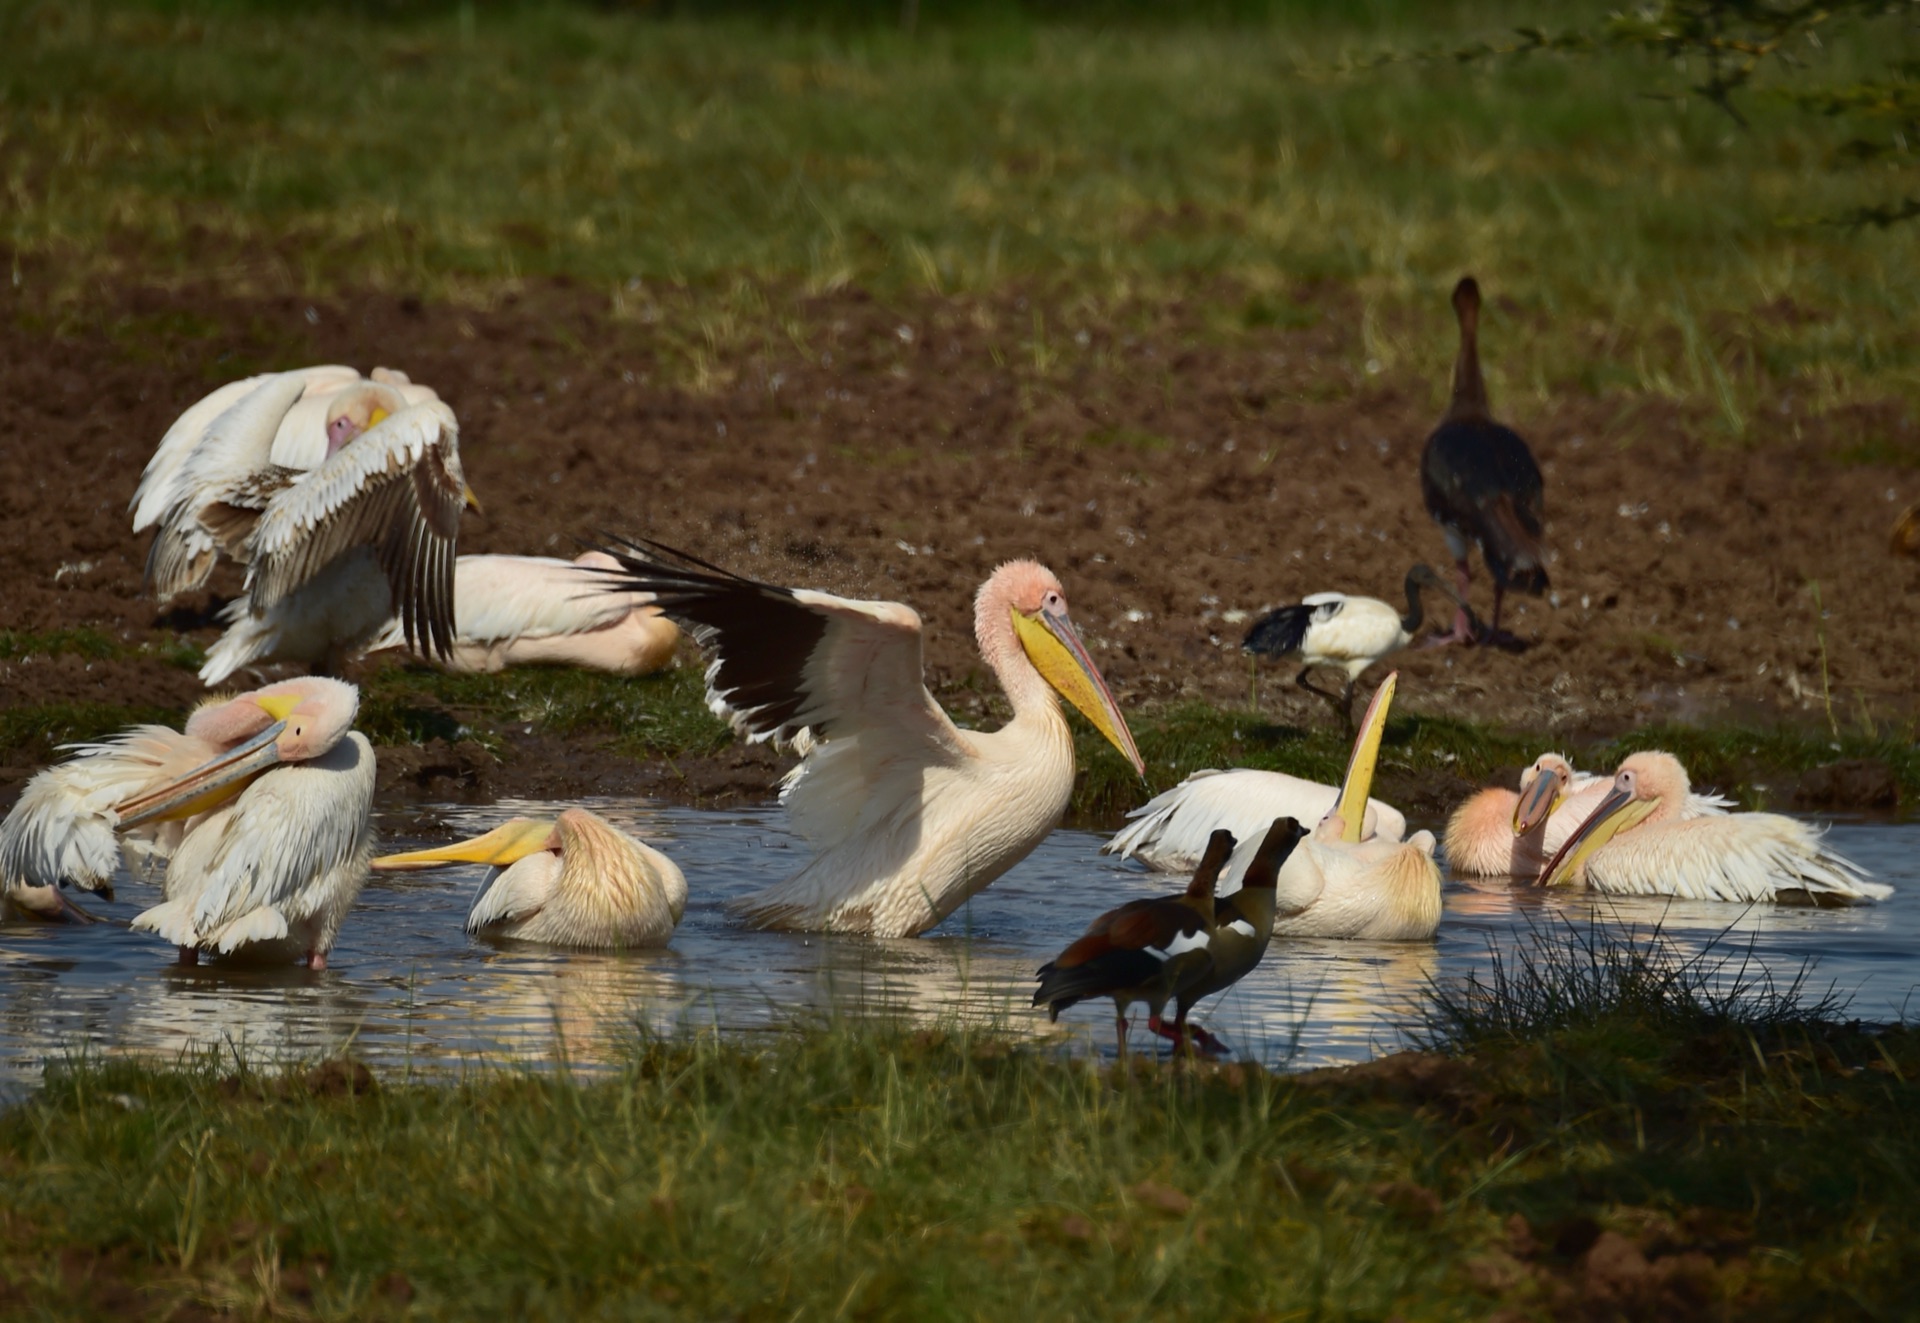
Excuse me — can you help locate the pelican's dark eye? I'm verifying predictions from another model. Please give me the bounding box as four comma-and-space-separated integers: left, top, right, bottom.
1044, 591, 1063, 612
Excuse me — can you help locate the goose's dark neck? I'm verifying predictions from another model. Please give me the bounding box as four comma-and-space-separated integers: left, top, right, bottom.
1444, 305, 1489, 424
1401, 573, 1428, 635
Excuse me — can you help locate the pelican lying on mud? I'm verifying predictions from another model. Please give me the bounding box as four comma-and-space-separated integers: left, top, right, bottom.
0, 679, 376, 960
1446, 753, 1732, 878
365, 552, 679, 674
1264, 675, 1444, 941
598, 539, 1145, 938
374, 808, 687, 949
1105, 767, 1405, 873
130, 365, 476, 685
1539, 751, 1890, 905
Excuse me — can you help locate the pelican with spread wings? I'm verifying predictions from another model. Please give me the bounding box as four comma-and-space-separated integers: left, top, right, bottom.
598, 540, 1145, 938
130, 365, 476, 685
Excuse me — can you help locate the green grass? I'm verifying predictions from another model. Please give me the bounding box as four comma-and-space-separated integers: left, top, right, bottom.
4, 0, 1919, 416
3, 947, 1917, 1319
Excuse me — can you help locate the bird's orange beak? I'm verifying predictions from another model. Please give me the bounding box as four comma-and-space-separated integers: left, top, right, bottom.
1011, 604, 1145, 777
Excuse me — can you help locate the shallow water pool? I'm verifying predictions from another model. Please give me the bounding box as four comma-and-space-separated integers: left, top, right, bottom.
3, 801, 1916, 1086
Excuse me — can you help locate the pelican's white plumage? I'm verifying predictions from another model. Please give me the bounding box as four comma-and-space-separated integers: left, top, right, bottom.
374, 807, 687, 948
599, 541, 1144, 938
0, 726, 210, 919
113, 678, 377, 965
132, 366, 470, 685
1541, 752, 1889, 905
1267, 818, 1444, 940
365, 552, 679, 674
1104, 768, 1406, 872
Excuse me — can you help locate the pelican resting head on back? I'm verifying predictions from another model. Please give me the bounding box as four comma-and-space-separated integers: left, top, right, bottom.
596, 539, 1145, 938
1539, 751, 1889, 905
117, 678, 376, 967
130, 366, 476, 685
365, 552, 679, 675
373, 808, 687, 948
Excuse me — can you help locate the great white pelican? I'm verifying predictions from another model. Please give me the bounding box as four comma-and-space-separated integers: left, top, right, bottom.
365, 552, 679, 674
372, 807, 687, 948
130, 365, 475, 685
596, 539, 1145, 938
1105, 767, 1405, 873
1538, 751, 1891, 905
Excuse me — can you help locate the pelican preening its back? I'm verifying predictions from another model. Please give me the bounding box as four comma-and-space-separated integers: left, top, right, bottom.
1540, 751, 1890, 905
373, 808, 687, 949
596, 539, 1144, 938
1, 679, 376, 965
1241, 563, 1463, 728
130, 366, 476, 685
366, 552, 680, 675
1104, 768, 1405, 873
1420, 277, 1548, 648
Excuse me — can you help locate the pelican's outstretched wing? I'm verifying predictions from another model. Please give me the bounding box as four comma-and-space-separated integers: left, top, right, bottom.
598, 538, 970, 753
244, 402, 465, 660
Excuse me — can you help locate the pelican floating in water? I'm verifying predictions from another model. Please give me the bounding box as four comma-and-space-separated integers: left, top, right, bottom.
117, 678, 376, 966
597, 539, 1145, 938
372, 808, 687, 948
1446, 753, 1733, 878
365, 552, 679, 674
1105, 768, 1405, 873
130, 366, 475, 685
1242, 564, 1463, 728
1539, 751, 1890, 905
1264, 674, 1443, 941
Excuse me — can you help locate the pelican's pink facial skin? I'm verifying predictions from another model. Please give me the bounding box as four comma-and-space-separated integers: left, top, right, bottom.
321, 382, 405, 455
325, 415, 360, 451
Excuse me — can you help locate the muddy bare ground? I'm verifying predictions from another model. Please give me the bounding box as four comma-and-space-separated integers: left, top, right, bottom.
3, 261, 1916, 811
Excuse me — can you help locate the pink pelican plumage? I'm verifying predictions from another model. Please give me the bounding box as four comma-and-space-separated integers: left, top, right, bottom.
130, 365, 476, 685
1445, 753, 1734, 878
1539, 751, 1890, 905
372, 808, 687, 949
365, 552, 679, 674
596, 539, 1145, 938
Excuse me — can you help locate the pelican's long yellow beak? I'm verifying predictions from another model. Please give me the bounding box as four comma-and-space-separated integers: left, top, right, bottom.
1333, 672, 1395, 844
1536, 788, 1659, 888
1011, 605, 1145, 776
112, 693, 302, 829
462, 484, 483, 515
371, 817, 557, 872
1511, 768, 1564, 835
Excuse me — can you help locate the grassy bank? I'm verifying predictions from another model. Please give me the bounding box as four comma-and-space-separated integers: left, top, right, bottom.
5, 0, 1919, 424
2, 929, 1916, 1318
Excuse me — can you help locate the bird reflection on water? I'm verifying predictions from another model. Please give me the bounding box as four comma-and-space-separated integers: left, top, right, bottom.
1, 803, 1915, 1085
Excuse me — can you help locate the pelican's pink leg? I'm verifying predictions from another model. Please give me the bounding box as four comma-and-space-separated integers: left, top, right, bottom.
306, 949, 328, 972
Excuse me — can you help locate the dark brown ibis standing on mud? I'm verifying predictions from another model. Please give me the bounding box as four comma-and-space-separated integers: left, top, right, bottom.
1420, 276, 1548, 648
1147, 815, 1308, 1056
1032, 829, 1229, 1059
